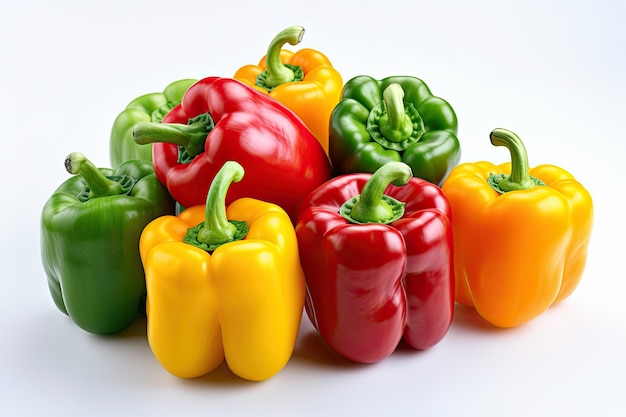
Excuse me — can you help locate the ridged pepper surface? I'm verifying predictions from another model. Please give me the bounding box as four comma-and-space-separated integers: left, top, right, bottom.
296, 162, 454, 364
441, 128, 594, 327
139, 162, 305, 381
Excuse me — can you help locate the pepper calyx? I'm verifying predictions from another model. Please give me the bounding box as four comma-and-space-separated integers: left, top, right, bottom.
340, 161, 412, 224
183, 220, 248, 252
487, 173, 546, 194
367, 83, 425, 151
150, 102, 176, 123
256, 64, 304, 92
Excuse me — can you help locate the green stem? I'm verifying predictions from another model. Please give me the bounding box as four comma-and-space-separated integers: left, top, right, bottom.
197, 161, 245, 246
340, 162, 412, 224
378, 83, 414, 143
264, 26, 305, 88
367, 83, 425, 152
64, 152, 123, 197
132, 112, 213, 158
488, 128, 545, 193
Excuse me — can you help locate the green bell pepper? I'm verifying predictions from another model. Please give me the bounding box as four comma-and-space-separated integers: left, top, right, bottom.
110, 78, 197, 167
41, 152, 175, 334
329, 75, 461, 185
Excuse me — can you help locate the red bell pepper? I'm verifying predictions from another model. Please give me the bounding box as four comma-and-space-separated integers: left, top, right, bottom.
295, 162, 454, 364
133, 77, 332, 222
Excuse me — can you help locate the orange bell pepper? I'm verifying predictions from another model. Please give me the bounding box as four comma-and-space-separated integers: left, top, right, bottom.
441, 128, 593, 327
233, 26, 343, 154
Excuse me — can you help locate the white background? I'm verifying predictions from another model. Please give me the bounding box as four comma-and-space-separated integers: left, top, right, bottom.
1, 0, 625, 416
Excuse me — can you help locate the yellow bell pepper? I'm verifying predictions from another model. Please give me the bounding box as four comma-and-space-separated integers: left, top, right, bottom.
441, 128, 593, 328
139, 161, 305, 381
233, 26, 343, 154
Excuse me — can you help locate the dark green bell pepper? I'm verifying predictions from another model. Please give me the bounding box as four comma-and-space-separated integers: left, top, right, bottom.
110, 78, 197, 167
41, 153, 175, 334
329, 75, 461, 185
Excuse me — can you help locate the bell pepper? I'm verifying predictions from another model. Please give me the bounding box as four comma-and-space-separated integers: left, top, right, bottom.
441, 128, 594, 328
139, 161, 305, 381
41, 153, 175, 334
295, 162, 454, 364
233, 26, 343, 154
110, 78, 197, 167
132, 76, 332, 223
329, 76, 460, 185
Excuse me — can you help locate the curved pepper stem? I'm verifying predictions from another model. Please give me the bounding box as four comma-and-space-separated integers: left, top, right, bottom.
378, 84, 414, 143
65, 152, 127, 198
340, 162, 412, 224
367, 84, 425, 151
257, 26, 305, 89
487, 128, 546, 193
183, 161, 249, 252
132, 112, 214, 161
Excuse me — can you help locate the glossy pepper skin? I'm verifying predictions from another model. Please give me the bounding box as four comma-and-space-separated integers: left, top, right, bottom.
139, 161, 305, 381
296, 162, 454, 364
330, 75, 460, 185
110, 78, 196, 167
41, 153, 175, 334
441, 128, 594, 328
133, 76, 332, 223
234, 26, 343, 154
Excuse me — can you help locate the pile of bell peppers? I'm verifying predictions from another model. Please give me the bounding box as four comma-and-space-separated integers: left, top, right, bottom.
40, 24, 594, 380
